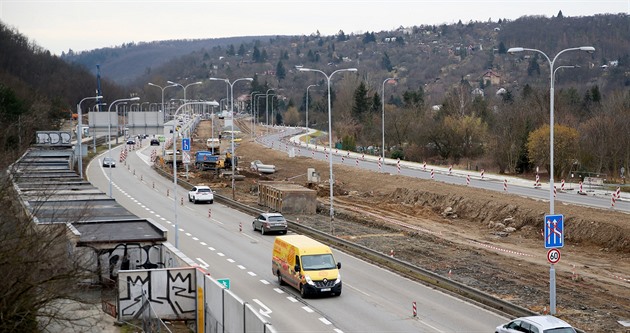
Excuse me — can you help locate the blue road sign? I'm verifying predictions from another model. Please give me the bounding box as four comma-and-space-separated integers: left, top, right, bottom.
544, 214, 564, 248
182, 138, 190, 151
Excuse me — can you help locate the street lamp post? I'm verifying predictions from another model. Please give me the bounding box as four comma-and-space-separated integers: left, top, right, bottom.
382, 78, 397, 165
77, 95, 103, 179
250, 91, 260, 137
209, 77, 254, 200
148, 82, 178, 122
170, 101, 219, 248
298, 67, 358, 234
108, 97, 140, 198
508, 45, 594, 315
92, 102, 107, 153
305, 84, 318, 145
265, 89, 275, 127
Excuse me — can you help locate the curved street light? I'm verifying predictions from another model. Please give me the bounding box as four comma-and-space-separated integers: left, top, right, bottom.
507, 45, 594, 315
306, 84, 318, 132
265, 88, 275, 127
209, 77, 254, 199
170, 101, 219, 248
298, 67, 358, 234
167, 80, 203, 105
381, 77, 397, 165
107, 97, 140, 197
250, 91, 260, 137
77, 95, 103, 179
148, 82, 178, 122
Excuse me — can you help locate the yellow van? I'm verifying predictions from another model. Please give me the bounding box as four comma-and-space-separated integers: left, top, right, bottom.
272, 235, 342, 297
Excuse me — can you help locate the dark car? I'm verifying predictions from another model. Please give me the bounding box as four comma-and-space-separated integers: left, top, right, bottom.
150, 138, 160, 146
102, 157, 116, 168
252, 213, 288, 235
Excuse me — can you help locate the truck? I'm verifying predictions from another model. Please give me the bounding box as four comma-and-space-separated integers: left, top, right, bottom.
206, 138, 220, 153
194, 151, 224, 171
272, 235, 342, 298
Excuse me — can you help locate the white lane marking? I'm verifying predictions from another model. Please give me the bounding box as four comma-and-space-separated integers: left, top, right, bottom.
178, 228, 184, 232
247, 271, 257, 277
241, 232, 258, 242
260, 280, 270, 285
200, 242, 207, 246
344, 282, 370, 296
334, 329, 344, 333
253, 299, 272, 318
287, 297, 298, 303
192, 237, 199, 241
144, 207, 150, 211
237, 265, 246, 270
155, 214, 161, 218
149, 211, 155, 214
160, 217, 166, 221
273, 288, 284, 294
227, 258, 235, 263
208, 247, 215, 251
217, 252, 225, 257
196, 258, 210, 269
302, 306, 314, 313
319, 318, 332, 325
185, 233, 192, 237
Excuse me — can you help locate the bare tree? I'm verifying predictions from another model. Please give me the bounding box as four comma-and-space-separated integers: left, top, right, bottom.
0, 171, 100, 332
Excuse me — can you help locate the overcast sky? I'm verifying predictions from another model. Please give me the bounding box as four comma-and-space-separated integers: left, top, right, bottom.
1, 0, 628, 55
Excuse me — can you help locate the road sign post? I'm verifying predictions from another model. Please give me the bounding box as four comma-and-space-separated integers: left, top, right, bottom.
182, 138, 190, 151
544, 214, 564, 316
547, 248, 561, 264
544, 214, 564, 248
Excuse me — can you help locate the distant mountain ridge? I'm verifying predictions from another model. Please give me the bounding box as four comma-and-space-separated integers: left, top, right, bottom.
61, 36, 274, 84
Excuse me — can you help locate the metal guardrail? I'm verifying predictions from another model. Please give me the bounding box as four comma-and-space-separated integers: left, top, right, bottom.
154, 166, 539, 320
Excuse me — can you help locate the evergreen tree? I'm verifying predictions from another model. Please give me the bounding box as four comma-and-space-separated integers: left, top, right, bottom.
252, 46, 261, 62
381, 52, 393, 71
261, 49, 268, 62
352, 82, 370, 119
498, 41, 507, 54
337, 30, 347, 41
276, 60, 286, 80
527, 55, 541, 76
227, 44, 236, 56
238, 44, 246, 56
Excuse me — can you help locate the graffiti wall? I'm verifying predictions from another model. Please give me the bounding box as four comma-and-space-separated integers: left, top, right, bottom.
99, 243, 163, 282
118, 268, 197, 321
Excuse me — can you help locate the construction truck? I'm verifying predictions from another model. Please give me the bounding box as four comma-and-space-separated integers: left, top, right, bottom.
194, 151, 224, 171
194, 150, 238, 176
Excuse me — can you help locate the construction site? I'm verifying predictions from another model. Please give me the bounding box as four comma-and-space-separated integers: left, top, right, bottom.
151, 116, 630, 332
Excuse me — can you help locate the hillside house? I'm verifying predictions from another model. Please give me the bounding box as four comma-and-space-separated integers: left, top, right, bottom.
482, 70, 501, 86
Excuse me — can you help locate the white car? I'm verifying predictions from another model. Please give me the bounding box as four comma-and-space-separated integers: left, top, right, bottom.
188, 185, 214, 204
495, 315, 576, 333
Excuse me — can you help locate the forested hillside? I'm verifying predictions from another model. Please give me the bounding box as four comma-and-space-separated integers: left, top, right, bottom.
0, 21, 128, 168
114, 13, 629, 180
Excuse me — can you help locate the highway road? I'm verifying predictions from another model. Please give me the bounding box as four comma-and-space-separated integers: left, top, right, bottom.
259, 127, 630, 213
86, 139, 509, 332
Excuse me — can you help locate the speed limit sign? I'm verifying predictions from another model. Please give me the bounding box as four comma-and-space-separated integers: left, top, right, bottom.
547, 248, 561, 264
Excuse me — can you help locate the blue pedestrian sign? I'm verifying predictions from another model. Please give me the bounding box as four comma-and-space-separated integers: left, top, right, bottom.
182, 138, 190, 151
217, 278, 230, 289
544, 214, 564, 248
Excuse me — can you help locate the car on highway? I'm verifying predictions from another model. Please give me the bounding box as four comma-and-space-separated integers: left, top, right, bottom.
252, 212, 287, 235
188, 185, 214, 204
102, 157, 116, 168
126, 138, 136, 145
495, 315, 576, 333
150, 138, 160, 146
